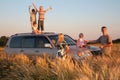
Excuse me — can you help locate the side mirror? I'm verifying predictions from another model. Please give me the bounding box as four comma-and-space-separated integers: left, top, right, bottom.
44, 43, 52, 48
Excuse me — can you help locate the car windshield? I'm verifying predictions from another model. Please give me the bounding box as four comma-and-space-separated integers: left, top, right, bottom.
48, 35, 76, 46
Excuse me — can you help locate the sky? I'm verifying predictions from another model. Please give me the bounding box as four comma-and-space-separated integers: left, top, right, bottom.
0, 0, 120, 40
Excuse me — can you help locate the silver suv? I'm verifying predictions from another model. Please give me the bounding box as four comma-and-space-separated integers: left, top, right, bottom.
5, 32, 101, 59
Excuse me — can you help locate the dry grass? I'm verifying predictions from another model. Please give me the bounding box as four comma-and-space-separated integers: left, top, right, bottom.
0, 43, 120, 80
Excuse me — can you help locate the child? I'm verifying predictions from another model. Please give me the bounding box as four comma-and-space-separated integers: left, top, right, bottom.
32, 3, 52, 33
28, 5, 37, 30
56, 33, 69, 59
76, 33, 86, 48
32, 22, 40, 34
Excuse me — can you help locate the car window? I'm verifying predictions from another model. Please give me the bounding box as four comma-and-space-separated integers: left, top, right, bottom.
22, 36, 35, 48
48, 35, 76, 46
36, 36, 50, 48
10, 36, 22, 48
64, 35, 76, 45
10, 36, 51, 48
48, 35, 58, 44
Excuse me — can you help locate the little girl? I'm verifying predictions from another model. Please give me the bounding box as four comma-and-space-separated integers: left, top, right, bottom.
76, 33, 86, 48
56, 33, 69, 59
32, 22, 40, 34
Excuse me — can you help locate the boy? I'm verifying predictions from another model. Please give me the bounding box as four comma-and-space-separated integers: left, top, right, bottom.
32, 3, 52, 33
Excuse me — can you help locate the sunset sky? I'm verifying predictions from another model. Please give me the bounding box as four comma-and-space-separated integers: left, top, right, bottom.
0, 0, 120, 40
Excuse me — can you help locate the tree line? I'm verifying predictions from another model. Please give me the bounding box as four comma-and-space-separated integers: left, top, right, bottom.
0, 36, 8, 47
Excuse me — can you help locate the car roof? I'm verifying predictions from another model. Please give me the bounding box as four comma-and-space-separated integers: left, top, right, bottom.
11, 32, 59, 37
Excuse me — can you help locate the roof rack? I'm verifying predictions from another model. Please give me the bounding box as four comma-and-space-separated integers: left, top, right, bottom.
15, 33, 33, 35
43, 32, 55, 34
14, 32, 55, 36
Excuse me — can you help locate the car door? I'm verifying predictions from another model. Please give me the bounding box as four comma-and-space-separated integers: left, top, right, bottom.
20, 36, 57, 56
35, 36, 57, 57
6, 36, 36, 54
20, 36, 36, 54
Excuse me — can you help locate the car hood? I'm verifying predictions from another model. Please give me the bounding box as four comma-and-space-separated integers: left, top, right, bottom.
68, 45, 91, 60
88, 45, 101, 51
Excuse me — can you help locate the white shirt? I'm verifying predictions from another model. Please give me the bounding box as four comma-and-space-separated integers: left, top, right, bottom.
77, 38, 86, 47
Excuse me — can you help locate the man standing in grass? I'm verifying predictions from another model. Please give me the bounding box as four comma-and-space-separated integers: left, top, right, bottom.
89, 26, 113, 56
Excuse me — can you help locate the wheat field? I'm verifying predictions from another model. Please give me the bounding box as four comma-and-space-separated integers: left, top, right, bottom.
0, 43, 120, 80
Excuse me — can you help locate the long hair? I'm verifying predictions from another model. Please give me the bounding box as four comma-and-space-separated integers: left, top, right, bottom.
58, 33, 64, 42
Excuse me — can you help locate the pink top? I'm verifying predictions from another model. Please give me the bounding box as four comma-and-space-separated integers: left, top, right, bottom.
77, 38, 86, 47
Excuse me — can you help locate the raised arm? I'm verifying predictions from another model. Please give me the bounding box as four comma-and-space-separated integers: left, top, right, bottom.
88, 40, 98, 44
45, 6, 52, 12
28, 5, 31, 14
88, 36, 101, 44
32, 3, 39, 12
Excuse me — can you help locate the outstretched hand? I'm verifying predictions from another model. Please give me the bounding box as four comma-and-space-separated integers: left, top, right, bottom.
32, 3, 35, 6
85, 40, 90, 44
29, 5, 31, 9
48, 6, 52, 10
100, 45, 104, 49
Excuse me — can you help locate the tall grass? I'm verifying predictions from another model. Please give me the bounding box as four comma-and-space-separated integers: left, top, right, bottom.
0, 43, 120, 80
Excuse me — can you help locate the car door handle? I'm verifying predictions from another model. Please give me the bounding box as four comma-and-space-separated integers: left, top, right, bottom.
20, 50, 24, 53
35, 50, 39, 52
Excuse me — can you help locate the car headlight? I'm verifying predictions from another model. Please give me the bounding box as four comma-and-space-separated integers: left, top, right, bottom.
77, 51, 91, 57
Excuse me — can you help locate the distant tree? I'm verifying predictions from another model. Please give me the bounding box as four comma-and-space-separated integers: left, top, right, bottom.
113, 38, 120, 43
0, 36, 8, 47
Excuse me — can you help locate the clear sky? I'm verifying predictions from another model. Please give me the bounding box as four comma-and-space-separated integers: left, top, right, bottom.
0, 0, 120, 40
